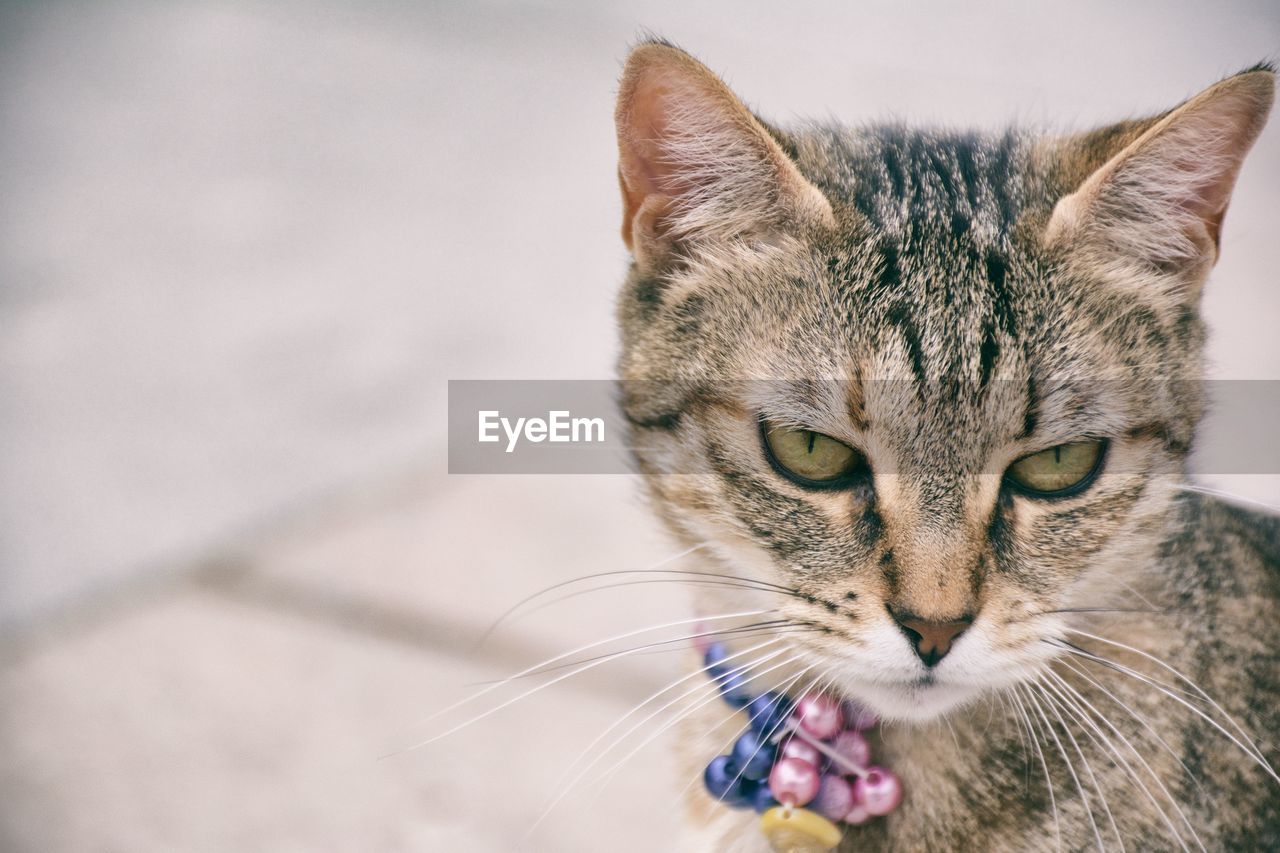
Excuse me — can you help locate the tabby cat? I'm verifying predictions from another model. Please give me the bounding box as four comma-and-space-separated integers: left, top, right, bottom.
613, 41, 1278, 850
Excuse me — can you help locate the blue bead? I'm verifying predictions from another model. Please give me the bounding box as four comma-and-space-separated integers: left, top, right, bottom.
703, 642, 755, 707
703, 755, 752, 807
752, 782, 779, 813
717, 669, 754, 708
704, 642, 731, 682
732, 729, 777, 781
737, 779, 762, 810
747, 692, 793, 736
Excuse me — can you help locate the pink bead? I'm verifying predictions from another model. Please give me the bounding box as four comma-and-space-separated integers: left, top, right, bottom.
831, 730, 871, 771
843, 801, 873, 825
855, 766, 903, 816
842, 700, 879, 731
794, 693, 843, 740
691, 621, 712, 655
812, 774, 855, 821
779, 737, 823, 768
767, 757, 821, 807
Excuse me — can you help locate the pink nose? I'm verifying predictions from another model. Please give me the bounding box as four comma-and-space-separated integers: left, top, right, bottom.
893, 615, 972, 667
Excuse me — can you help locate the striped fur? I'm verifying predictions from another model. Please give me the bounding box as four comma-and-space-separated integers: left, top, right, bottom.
614, 42, 1277, 851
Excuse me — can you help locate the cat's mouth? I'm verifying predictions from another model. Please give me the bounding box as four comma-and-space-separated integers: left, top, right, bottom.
848, 677, 982, 722
812, 657, 992, 723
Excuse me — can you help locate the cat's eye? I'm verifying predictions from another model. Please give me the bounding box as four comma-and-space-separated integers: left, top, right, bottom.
1005, 440, 1106, 497
762, 423, 865, 487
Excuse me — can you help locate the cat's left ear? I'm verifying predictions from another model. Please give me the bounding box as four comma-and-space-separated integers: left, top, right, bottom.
1046, 66, 1274, 286
615, 42, 835, 273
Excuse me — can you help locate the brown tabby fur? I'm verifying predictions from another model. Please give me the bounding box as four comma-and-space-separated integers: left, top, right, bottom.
613, 41, 1278, 851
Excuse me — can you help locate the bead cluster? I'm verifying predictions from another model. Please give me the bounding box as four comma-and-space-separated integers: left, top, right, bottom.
698, 639, 903, 831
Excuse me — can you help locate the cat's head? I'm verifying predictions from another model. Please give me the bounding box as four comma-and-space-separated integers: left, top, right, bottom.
613, 42, 1273, 721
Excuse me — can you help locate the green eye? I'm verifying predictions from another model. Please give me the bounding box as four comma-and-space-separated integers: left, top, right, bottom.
1006, 441, 1106, 496
763, 423, 864, 486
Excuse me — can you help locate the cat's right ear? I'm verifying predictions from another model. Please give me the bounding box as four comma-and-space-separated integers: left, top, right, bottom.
1045, 66, 1274, 299
615, 42, 835, 273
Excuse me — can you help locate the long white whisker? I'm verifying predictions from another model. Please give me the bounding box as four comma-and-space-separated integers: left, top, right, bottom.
1064, 629, 1273, 773
1012, 687, 1061, 850
668, 664, 819, 810
1033, 677, 1124, 851
494, 620, 805, 682
1056, 641, 1278, 783
546, 637, 784, 794
475, 544, 706, 644
1056, 655, 1204, 795
526, 644, 793, 837
1043, 668, 1200, 852
720, 668, 830, 800
1171, 482, 1280, 514
998, 691, 1032, 793
941, 713, 963, 754
510, 576, 801, 625
392, 609, 773, 755
595, 659, 811, 798
1021, 683, 1105, 852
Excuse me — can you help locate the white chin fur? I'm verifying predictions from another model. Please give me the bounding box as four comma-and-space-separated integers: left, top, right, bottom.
845, 678, 981, 722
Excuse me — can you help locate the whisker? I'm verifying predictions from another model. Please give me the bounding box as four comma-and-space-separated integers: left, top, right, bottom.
1042, 669, 1200, 852
1007, 607, 1165, 628
699, 664, 819, 809
1064, 629, 1274, 774
668, 665, 819, 811
525, 645, 797, 837
997, 691, 1032, 793
1020, 683, 1105, 851
1033, 677, 1126, 851
468, 620, 811, 684
1171, 482, 1280, 515
1034, 676, 1126, 845
1055, 655, 1204, 795
508, 576, 812, 626
544, 638, 787, 787
1052, 639, 1193, 700
1040, 607, 1164, 617
474, 544, 707, 646
1010, 687, 1061, 850
635, 662, 815, 813
1054, 639, 1277, 782
941, 713, 963, 754
386, 609, 773, 757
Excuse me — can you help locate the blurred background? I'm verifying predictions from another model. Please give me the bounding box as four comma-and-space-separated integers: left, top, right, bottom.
1, 1, 1277, 850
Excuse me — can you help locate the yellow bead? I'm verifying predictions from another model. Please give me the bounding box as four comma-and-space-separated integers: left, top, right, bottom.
759, 806, 843, 852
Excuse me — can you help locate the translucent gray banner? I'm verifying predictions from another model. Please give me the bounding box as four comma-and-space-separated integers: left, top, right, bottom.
447, 380, 1280, 475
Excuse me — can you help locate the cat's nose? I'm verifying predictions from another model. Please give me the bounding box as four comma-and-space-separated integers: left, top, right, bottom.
892, 613, 973, 667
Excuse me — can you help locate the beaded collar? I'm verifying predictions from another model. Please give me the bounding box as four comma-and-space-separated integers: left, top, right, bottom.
695, 635, 902, 853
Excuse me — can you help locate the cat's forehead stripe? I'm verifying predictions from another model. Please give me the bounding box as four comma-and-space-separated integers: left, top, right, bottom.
803, 126, 1028, 243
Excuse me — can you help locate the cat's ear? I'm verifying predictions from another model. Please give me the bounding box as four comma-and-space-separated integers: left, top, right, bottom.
1045, 66, 1274, 290
615, 42, 835, 272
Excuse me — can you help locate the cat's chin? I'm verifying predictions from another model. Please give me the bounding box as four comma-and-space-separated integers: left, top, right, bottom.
842, 678, 983, 723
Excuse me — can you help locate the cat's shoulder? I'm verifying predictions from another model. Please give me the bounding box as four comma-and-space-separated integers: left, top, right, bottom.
1176, 490, 1280, 586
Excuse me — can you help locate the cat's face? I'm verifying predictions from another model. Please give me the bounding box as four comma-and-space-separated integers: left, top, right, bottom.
614, 44, 1273, 721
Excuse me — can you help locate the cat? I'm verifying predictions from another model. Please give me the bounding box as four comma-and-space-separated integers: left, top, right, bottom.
612, 40, 1278, 851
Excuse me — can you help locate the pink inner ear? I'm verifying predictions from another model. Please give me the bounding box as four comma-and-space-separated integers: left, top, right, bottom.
622, 74, 717, 205
621, 83, 669, 198
1075, 73, 1274, 263
614, 43, 836, 263
1156, 106, 1258, 248
616, 75, 688, 251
